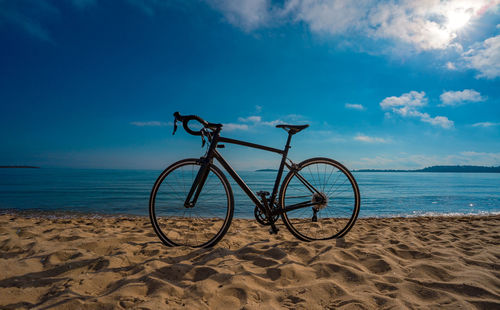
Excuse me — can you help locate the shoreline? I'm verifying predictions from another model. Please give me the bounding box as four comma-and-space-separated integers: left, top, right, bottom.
1, 208, 499, 220
1, 214, 499, 309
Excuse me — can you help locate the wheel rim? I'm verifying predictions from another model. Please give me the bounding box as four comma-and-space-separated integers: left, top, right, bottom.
151, 161, 232, 247
281, 159, 359, 240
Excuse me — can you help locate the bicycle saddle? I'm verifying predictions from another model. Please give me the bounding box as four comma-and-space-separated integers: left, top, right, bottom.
276, 124, 309, 134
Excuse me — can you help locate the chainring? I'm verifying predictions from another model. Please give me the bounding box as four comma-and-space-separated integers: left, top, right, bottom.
254, 206, 279, 226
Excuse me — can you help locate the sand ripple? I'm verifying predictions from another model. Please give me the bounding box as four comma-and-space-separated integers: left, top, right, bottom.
0, 215, 499, 309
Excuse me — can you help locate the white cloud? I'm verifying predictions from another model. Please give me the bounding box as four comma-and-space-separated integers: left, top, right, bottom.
458, 151, 500, 165
223, 123, 249, 131
380, 91, 427, 109
363, 1, 459, 51
261, 119, 282, 126
439, 89, 486, 106
354, 151, 500, 169
284, 0, 469, 50
210, 0, 496, 52
224, 115, 284, 131
284, 0, 367, 35
419, 114, 454, 129
6, 0, 497, 57
238, 115, 284, 126
446, 62, 457, 70
130, 121, 170, 127
345, 103, 365, 110
208, 0, 270, 31
471, 122, 500, 128
380, 91, 454, 129
354, 134, 389, 144
238, 115, 262, 123
462, 35, 500, 79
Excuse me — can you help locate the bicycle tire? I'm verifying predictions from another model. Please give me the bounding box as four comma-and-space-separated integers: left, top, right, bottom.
279, 157, 360, 241
149, 158, 234, 247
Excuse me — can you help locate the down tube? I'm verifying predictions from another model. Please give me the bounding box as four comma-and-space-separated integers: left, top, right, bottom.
213, 150, 262, 207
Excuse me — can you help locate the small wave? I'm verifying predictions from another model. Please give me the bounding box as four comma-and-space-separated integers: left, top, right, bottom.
360, 210, 500, 219
0, 208, 148, 220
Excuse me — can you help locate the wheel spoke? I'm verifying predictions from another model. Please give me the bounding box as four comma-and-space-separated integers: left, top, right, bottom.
150, 160, 233, 247
281, 159, 359, 241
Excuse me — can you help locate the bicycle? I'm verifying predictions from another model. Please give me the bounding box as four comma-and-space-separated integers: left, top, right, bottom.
149, 112, 360, 247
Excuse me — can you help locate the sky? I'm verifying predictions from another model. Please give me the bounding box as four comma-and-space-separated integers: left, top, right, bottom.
0, 0, 499, 170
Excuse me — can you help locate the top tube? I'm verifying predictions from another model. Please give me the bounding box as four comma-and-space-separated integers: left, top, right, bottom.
218, 136, 285, 155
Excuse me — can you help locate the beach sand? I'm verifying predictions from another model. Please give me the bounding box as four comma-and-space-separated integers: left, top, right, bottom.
0, 214, 499, 309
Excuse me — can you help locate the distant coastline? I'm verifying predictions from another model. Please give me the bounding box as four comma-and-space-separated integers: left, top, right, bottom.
354, 165, 500, 173
255, 169, 278, 172
0, 166, 40, 169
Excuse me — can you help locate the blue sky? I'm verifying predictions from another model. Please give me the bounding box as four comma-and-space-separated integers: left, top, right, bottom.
1, 0, 499, 170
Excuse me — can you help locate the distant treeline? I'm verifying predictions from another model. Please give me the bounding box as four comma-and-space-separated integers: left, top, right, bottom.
0, 166, 40, 169
355, 165, 500, 173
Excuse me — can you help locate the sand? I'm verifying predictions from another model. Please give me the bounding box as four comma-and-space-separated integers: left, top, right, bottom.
0, 213, 499, 309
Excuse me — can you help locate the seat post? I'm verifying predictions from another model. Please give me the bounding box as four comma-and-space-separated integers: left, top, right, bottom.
284, 132, 293, 151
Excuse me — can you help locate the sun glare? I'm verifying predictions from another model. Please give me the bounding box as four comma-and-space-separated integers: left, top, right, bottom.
446, 10, 473, 31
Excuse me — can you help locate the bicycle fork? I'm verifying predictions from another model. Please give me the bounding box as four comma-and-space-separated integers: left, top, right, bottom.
184, 128, 222, 209
183, 157, 211, 208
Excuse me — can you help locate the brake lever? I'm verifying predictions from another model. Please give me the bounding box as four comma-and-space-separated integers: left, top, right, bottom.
172, 119, 178, 135
200, 131, 206, 148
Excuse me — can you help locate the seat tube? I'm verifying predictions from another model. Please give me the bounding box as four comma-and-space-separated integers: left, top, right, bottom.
270, 133, 293, 204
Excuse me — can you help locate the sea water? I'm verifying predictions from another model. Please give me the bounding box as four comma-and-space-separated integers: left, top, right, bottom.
0, 168, 499, 218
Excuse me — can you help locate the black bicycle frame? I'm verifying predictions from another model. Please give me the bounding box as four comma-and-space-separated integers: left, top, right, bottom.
183, 128, 323, 217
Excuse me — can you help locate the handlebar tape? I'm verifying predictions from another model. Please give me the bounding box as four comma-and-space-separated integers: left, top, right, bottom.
173, 112, 207, 136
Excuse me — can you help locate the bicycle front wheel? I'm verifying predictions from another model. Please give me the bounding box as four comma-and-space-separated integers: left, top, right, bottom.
149, 158, 234, 247
279, 157, 360, 241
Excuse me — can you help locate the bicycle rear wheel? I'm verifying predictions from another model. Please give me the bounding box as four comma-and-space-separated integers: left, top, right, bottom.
279, 157, 360, 241
149, 158, 234, 247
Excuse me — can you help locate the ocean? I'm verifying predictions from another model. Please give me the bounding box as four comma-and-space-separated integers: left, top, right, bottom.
1, 168, 499, 218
